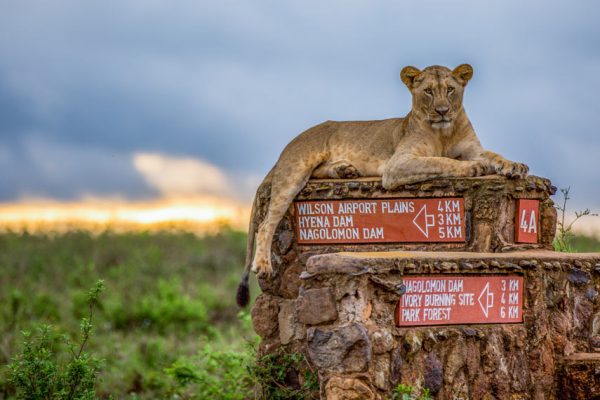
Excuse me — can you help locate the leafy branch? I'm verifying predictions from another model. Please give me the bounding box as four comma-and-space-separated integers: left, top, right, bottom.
7, 280, 105, 400
554, 187, 598, 252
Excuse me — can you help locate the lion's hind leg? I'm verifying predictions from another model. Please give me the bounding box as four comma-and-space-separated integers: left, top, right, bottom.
252, 158, 325, 276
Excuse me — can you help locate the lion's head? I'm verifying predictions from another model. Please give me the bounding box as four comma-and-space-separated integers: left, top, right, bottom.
400, 64, 473, 130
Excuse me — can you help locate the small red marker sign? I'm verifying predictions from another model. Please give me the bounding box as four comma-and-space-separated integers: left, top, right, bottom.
515, 199, 539, 244
294, 198, 466, 244
395, 275, 523, 326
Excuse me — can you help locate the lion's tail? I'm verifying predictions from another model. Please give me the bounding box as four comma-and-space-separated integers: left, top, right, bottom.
236, 169, 273, 307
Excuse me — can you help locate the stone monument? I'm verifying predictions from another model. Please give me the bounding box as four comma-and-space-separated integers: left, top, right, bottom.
250, 175, 600, 399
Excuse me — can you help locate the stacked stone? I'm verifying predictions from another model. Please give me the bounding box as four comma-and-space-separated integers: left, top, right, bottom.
250, 176, 600, 399
300, 251, 600, 399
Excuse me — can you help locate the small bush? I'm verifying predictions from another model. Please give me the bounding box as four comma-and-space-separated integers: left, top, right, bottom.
248, 348, 319, 400
554, 187, 598, 252
165, 344, 254, 400
7, 280, 105, 400
390, 383, 432, 400
164, 342, 319, 400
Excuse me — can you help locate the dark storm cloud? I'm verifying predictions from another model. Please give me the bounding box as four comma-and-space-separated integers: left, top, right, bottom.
0, 136, 155, 201
0, 0, 599, 208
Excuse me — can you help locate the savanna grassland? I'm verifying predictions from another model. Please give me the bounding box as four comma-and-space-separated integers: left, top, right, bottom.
0, 229, 598, 399
0, 229, 262, 399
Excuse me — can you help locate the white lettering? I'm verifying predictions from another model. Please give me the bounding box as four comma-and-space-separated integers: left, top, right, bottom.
299, 228, 360, 241
296, 202, 334, 215
448, 279, 464, 292
401, 294, 422, 307
424, 293, 456, 307
332, 215, 354, 227
337, 201, 378, 214
382, 201, 415, 214
423, 307, 452, 321
528, 210, 537, 233
402, 308, 420, 322
362, 227, 384, 239
459, 293, 474, 306
405, 279, 447, 293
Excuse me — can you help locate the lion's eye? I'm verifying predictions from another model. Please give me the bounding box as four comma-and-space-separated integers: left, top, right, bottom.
447, 87, 455, 94
424, 88, 433, 95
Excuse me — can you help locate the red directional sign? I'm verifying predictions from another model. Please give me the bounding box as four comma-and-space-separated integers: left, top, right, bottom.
515, 199, 539, 244
395, 275, 523, 326
294, 198, 466, 244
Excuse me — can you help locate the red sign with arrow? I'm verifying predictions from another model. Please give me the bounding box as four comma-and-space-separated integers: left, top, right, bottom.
395, 275, 524, 326
294, 198, 466, 244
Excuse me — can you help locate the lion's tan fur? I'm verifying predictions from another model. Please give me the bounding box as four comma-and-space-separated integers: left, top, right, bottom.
244, 64, 528, 278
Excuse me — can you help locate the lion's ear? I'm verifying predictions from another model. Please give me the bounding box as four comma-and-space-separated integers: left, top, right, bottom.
452, 64, 474, 86
400, 66, 421, 89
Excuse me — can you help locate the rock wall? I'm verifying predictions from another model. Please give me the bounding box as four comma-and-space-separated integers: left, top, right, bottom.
300, 251, 600, 399
250, 176, 600, 399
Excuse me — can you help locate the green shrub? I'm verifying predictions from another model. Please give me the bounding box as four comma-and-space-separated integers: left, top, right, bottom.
165, 344, 254, 400
164, 344, 319, 400
554, 187, 598, 252
390, 383, 432, 400
248, 348, 319, 400
6, 280, 105, 399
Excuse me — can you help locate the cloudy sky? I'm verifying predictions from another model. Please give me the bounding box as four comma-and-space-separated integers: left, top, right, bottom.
0, 1, 599, 229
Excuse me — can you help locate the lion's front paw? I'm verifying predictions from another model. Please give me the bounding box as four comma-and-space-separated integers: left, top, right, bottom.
251, 254, 274, 278
494, 160, 529, 179
334, 163, 360, 179
464, 161, 494, 177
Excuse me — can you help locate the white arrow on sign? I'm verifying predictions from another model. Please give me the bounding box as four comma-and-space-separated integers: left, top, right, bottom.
478, 282, 494, 318
412, 204, 435, 238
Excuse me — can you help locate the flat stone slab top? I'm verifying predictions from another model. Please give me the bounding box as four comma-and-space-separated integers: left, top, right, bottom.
561, 352, 600, 399
305, 250, 600, 276
563, 352, 600, 362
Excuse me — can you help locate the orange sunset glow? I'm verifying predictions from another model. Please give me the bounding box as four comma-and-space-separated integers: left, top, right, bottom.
0, 196, 251, 233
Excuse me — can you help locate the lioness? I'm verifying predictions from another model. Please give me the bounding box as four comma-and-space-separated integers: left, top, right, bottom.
236, 64, 528, 307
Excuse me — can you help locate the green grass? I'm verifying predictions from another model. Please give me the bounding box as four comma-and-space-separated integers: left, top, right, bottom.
0, 229, 259, 399
569, 234, 600, 252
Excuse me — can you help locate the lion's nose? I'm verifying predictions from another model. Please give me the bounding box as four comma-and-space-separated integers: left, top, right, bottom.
435, 107, 449, 116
